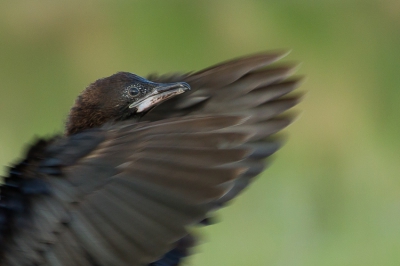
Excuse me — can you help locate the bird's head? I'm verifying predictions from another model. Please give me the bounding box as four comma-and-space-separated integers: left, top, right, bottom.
66, 72, 190, 135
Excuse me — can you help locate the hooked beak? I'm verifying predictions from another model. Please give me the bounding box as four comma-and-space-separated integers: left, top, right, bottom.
129, 82, 191, 112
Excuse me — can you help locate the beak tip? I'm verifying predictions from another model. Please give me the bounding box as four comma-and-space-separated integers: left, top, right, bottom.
180, 82, 191, 91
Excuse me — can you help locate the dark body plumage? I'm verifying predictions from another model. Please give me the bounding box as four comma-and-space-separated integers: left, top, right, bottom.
0, 51, 302, 266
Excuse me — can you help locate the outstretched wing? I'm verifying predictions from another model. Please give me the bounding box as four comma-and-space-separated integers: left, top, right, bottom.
1, 51, 302, 266
146, 51, 302, 205
145, 51, 300, 121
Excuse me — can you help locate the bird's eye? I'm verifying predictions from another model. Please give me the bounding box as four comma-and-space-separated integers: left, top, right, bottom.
129, 87, 140, 97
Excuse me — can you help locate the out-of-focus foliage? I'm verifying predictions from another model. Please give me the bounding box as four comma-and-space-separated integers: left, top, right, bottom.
0, 1, 399, 265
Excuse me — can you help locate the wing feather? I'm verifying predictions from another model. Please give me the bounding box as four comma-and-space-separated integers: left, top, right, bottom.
1, 51, 302, 266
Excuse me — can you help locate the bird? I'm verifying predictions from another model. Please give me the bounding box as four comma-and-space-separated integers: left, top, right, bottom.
0, 51, 302, 266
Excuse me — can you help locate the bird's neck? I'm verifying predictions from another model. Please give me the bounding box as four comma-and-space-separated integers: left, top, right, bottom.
65, 101, 140, 136
65, 104, 111, 136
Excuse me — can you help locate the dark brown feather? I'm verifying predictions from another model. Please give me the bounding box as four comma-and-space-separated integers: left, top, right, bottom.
0, 51, 302, 266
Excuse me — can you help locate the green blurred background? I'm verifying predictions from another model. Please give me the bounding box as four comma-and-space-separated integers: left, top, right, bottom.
1, 1, 399, 265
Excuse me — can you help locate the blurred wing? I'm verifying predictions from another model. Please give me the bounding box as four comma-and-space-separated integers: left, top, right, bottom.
3, 116, 252, 266
1, 51, 302, 266
146, 51, 301, 121
146, 51, 302, 204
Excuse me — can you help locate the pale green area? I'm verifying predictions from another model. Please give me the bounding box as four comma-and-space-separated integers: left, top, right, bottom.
0, 1, 399, 265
